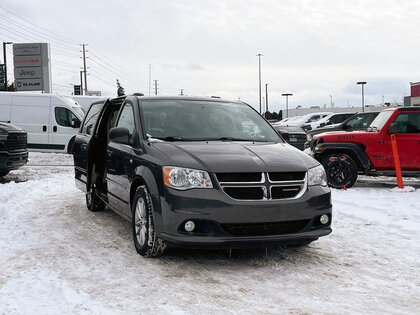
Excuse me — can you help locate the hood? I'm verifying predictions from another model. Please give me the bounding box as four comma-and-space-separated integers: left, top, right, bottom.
152, 141, 319, 173
315, 130, 379, 143
0, 122, 25, 134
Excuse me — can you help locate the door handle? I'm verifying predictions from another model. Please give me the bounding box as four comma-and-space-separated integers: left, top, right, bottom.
418, 140, 420, 144
43, 125, 47, 132
53, 126, 57, 132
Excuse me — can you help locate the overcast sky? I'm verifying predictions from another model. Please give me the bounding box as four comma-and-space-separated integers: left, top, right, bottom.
2, 0, 420, 111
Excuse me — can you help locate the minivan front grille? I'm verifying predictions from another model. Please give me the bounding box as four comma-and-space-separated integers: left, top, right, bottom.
7, 132, 27, 152
216, 173, 262, 183
221, 220, 310, 236
217, 172, 307, 201
268, 172, 306, 181
223, 187, 264, 200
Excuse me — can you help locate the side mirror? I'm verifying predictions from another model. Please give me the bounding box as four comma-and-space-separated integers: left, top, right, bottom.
326, 121, 333, 125
388, 123, 398, 135
71, 118, 81, 128
109, 127, 131, 145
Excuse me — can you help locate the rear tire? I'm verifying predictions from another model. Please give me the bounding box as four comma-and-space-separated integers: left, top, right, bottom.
0, 171, 9, 177
86, 185, 106, 212
322, 153, 358, 189
132, 186, 166, 257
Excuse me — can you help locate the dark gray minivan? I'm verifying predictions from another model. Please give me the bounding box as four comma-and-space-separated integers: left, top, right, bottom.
73, 96, 332, 257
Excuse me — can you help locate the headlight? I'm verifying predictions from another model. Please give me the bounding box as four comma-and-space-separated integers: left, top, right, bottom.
307, 134, 312, 141
308, 165, 327, 186
163, 166, 213, 190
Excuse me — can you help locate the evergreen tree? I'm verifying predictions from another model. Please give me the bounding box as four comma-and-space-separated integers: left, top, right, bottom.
116, 79, 125, 96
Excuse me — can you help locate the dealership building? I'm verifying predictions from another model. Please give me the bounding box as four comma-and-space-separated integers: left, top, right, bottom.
410, 82, 420, 106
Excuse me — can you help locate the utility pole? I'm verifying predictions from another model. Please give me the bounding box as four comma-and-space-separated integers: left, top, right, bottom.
180, 89, 184, 96
153, 80, 158, 95
79, 71, 83, 95
257, 54, 263, 114
81, 44, 88, 93
265, 83, 268, 114
3, 42, 12, 90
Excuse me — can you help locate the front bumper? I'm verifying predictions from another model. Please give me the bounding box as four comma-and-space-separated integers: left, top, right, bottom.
0, 150, 28, 172
157, 185, 332, 249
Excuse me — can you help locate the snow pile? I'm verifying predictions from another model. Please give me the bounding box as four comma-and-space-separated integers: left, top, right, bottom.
390, 186, 416, 193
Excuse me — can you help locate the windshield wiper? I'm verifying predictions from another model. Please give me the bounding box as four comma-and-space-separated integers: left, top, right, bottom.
204, 137, 255, 141
148, 135, 195, 142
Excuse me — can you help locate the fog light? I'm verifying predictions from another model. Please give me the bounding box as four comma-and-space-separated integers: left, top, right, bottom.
320, 214, 329, 225
184, 221, 195, 232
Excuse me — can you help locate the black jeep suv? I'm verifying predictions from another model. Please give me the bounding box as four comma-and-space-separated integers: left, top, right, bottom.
0, 122, 28, 176
72, 96, 332, 257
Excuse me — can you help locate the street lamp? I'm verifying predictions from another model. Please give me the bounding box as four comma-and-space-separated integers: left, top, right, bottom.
257, 53, 263, 114
2, 41, 13, 91
357, 81, 367, 112
282, 93, 293, 118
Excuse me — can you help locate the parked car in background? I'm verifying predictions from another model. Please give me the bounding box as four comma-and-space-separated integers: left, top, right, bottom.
0, 122, 28, 177
272, 125, 307, 150
305, 112, 380, 148
0, 92, 85, 153
73, 96, 332, 257
302, 112, 357, 131
310, 107, 420, 189
278, 112, 332, 127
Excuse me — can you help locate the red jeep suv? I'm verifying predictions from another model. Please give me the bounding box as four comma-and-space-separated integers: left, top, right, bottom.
311, 107, 420, 188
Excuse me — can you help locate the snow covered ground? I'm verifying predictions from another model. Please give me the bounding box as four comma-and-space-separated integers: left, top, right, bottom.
1, 153, 419, 314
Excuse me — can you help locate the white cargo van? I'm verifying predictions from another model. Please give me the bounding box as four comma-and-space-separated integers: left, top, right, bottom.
0, 92, 85, 153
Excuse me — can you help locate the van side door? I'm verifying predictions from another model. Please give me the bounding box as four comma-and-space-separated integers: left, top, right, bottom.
73, 102, 104, 192
11, 94, 52, 151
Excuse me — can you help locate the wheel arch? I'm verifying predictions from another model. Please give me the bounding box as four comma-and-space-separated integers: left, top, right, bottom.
315, 143, 371, 172
129, 165, 163, 229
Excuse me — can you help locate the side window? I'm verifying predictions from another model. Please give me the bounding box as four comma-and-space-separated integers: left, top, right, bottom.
393, 113, 420, 133
81, 103, 102, 135
55, 107, 79, 127
116, 103, 135, 135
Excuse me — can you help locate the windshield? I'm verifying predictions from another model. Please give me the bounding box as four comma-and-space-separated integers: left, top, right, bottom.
369, 111, 394, 130
140, 100, 282, 142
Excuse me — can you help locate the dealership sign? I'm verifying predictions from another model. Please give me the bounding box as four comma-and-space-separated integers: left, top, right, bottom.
13, 43, 51, 93
15, 79, 43, 89
14, 66, 42, 79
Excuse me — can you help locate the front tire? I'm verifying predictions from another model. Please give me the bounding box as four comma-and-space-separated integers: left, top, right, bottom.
86, 185, 106, 212
322, 153, 358, 189
132, 186, 166, 257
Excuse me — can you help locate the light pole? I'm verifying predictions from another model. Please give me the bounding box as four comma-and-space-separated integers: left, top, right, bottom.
265, 83, 268, 114
357, 81, 367, 112
257, 53, 263, 114
3, 41, 13, 91
282, 93, 293, 118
